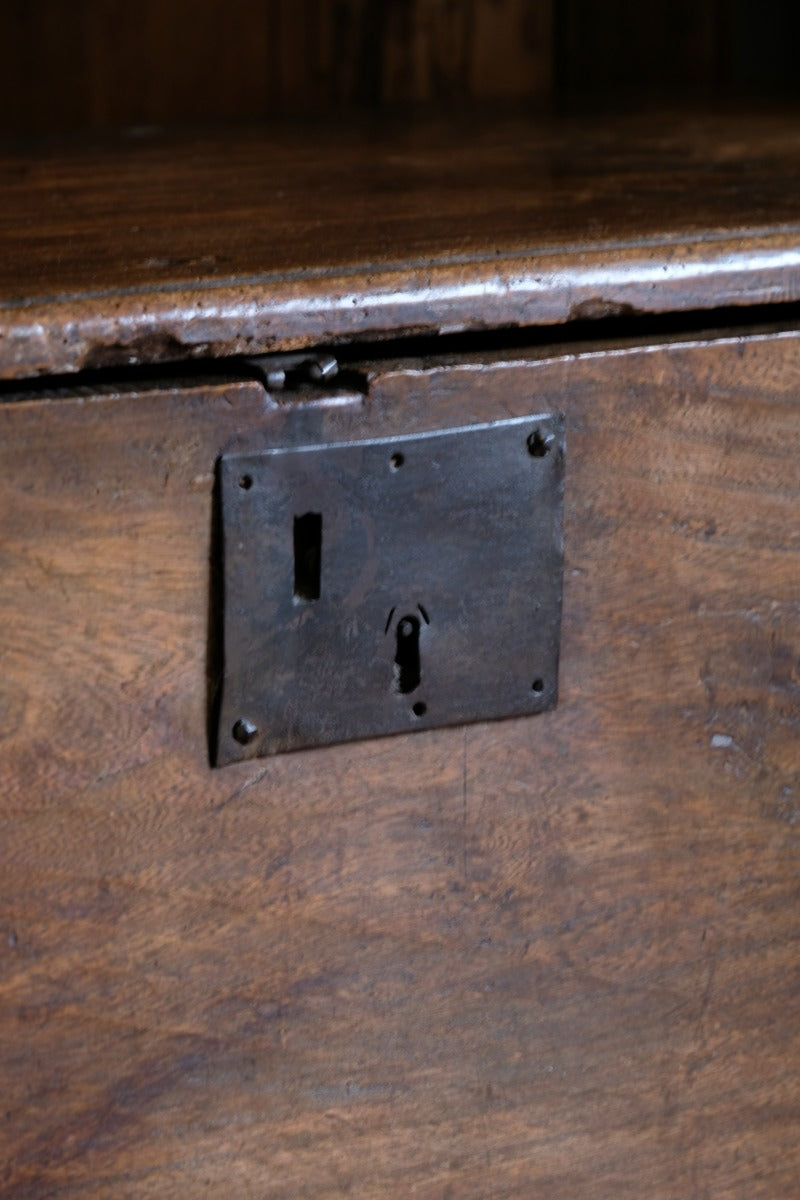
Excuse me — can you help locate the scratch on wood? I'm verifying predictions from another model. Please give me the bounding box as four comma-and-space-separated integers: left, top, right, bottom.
462, 728, 468, 882
213, 765, 270, 813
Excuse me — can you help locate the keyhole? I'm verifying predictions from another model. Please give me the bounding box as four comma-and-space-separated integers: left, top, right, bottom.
394, 615, 421, 694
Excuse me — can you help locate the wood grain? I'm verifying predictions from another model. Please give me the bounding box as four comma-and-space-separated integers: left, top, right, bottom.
5, 111, 800, 379
1, 326, 798, 1197
7, 0, 800, 140
0, 0, 553, 138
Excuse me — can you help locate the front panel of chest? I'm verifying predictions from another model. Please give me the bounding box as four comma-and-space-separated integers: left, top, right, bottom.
1, 330, 798, 1199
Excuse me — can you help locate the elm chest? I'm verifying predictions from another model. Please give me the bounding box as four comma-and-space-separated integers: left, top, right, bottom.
1, 114, 799, 1199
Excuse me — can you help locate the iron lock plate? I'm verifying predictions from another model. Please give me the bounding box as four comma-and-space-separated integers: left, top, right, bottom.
215, 415, 565, 763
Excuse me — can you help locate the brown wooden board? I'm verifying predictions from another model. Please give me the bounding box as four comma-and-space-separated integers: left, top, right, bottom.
1, 326, 799, 1197
0, 1, 554, 139
4, 112, 800, 379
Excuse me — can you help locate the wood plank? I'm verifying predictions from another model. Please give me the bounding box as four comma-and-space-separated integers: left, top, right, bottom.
4, 111, 800, 379
0, 0, 273, 137
0, 1, 554, 138
1, 326, 798, 1196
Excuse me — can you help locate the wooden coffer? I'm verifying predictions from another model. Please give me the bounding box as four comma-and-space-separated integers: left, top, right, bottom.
1, 117, 799, 1198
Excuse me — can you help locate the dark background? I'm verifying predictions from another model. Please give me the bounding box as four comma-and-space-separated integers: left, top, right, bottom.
2, 0, 799, 137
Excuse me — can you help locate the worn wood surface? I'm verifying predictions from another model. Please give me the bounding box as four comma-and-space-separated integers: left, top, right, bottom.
4, 111, 800, 379
1, 327, 798, 1197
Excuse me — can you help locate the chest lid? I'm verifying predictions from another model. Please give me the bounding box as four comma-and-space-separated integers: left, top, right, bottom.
3, 111, 800, 381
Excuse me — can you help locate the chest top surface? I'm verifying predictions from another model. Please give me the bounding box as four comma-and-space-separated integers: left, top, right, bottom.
3, 110, 800, 380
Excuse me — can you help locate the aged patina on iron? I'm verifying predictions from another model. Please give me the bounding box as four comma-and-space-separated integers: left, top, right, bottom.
215, 415, 565, 762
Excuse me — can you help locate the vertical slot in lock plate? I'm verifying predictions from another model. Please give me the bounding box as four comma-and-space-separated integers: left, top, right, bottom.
215, 415, 565, 764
